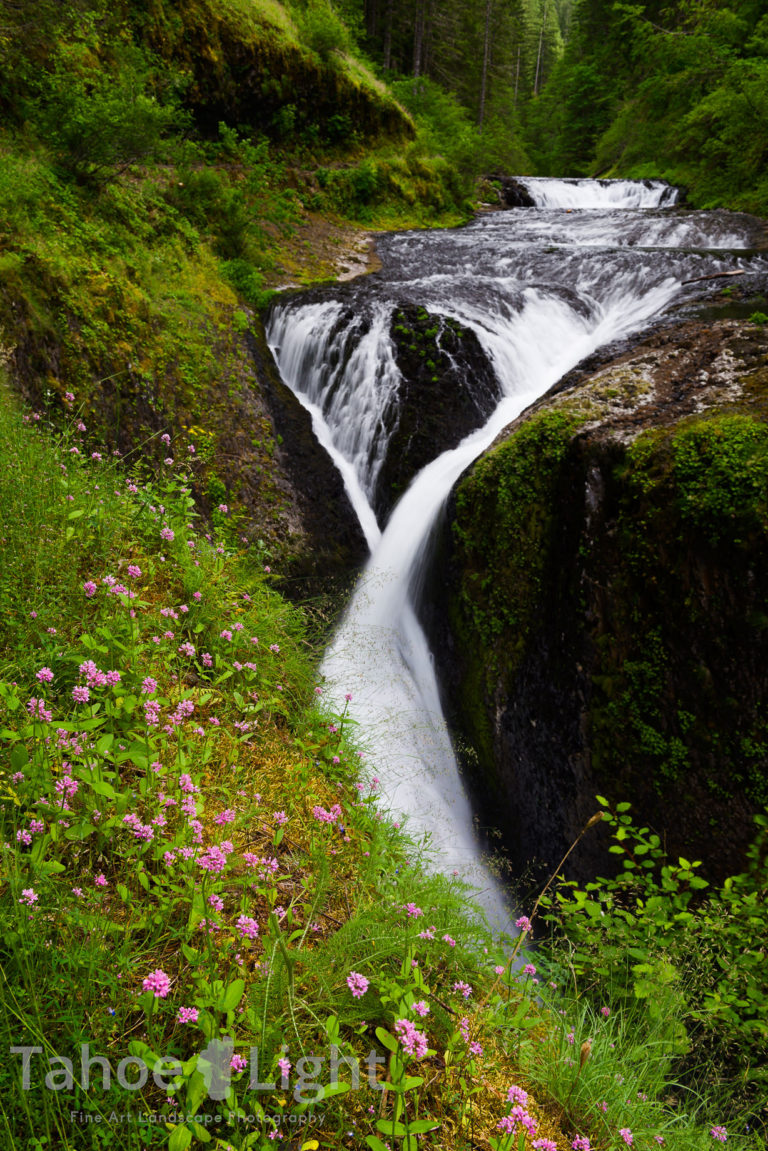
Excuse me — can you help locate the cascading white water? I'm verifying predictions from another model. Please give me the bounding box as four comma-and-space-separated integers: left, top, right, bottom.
516, 175, 678, 210
267, 181, 765, 933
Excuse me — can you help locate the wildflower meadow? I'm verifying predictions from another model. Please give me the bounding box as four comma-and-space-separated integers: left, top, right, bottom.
0, 384, 763, 1150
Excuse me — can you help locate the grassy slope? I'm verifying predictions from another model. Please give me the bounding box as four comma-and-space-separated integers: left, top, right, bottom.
2, 372, 756, 1151
2, 1, 766, 1147
0, 0, 472, 578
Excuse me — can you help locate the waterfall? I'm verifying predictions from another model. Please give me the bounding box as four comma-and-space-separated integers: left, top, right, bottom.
516, 176, 678, 210
267, 181, 765, 933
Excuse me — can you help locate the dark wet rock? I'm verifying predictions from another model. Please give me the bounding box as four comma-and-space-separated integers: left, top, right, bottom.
247, 322, 369, 583
426, 313, 768, 886
375, 305, 502, 522
484, 175, 537, 208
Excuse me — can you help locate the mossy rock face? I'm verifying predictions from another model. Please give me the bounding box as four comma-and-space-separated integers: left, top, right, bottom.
428, 314, 768, 884
139, 0, 413, 143
376, 305, 502, 521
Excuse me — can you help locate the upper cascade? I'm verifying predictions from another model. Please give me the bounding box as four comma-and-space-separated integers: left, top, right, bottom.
516, 176, 678, 210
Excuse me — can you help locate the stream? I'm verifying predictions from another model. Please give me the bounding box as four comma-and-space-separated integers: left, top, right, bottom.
267, 177, 766, 932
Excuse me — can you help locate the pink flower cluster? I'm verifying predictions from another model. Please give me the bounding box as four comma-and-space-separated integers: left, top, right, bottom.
236, 915, 260, 940
142, 969, 171, 998
27, 697, 53, 723
498, 1106, 537, 1137
78, 660, 121, 689
243, 854, 279, 880
312, 803, 342, 824
394, 1018, 428, 1059
123, 813, 154, 842
346, 971, 369, 998
198, 845, 229, 874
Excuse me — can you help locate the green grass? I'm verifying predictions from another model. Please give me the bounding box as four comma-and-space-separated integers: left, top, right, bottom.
1, 380, 764, 1150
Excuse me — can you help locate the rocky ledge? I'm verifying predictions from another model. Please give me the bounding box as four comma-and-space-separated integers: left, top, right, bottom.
425, 303, 768, 885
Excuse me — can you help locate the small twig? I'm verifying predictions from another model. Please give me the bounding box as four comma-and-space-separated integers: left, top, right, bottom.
482, 811, 605, 1003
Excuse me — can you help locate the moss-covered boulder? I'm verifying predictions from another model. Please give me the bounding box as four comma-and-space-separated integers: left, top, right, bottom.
377, 305, 502, 520
428, 313, 768, 883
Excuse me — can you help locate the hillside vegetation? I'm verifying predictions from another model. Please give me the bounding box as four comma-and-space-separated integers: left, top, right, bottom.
2, 1, 768, 1149
527, 0, 768, 213
0, 0, 498, 578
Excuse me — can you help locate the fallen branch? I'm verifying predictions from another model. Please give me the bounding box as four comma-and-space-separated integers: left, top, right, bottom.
681, 270, 745, 285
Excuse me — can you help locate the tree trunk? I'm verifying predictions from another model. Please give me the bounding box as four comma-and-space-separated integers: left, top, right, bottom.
514, 42, 521, 107
383, 0, 393, 70
365, 0, 378, 39
478, 0, 493, 127
413, 0, 425, 77
534, 1, 547, 95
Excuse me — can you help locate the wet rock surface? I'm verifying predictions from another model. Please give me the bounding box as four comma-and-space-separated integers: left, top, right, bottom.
427, 303, 768, 886
375, 305, 502, 521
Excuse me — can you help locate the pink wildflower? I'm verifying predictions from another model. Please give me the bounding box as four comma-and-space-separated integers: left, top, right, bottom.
142, 969, 171, 998
346, 972, 369, 998
236, 915, 260, 940
394, 1018, 428, 1059
508, 1086, 529, 1105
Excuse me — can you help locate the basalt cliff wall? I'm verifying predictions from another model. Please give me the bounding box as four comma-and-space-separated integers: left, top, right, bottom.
425, 308, 768, 884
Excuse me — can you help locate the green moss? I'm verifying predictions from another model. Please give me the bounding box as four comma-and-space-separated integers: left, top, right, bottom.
453, 407, 588, 663
589, 413, 768, 806
448, 395, 768, 842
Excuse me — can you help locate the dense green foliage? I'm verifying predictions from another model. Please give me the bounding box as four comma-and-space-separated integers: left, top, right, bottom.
539, 798, 768, 1136
527, 0, 768, 212
2, 390, 763, 1149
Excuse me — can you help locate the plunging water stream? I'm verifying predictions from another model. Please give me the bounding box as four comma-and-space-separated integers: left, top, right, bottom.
267, 177, 767, 931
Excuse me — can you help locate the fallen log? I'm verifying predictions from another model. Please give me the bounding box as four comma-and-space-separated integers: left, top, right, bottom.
681, 270, 745, 285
